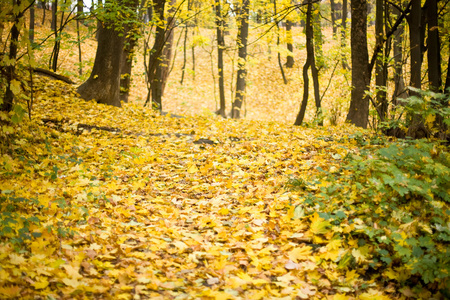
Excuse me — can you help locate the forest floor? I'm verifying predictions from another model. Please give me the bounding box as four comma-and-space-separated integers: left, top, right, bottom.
0, 78, 448, 299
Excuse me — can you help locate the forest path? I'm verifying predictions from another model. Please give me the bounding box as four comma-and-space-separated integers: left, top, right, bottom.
0, 79, 386, 299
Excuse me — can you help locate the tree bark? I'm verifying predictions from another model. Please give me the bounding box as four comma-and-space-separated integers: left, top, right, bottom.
392, 6, 407, 104
375, 0, 387, 121
51, 0, 57, 31
408, 0, 422, 91
274, 0, 287, 84
76, 0, 83, 75
231, 0, 250, 119
159, 0, 176, 98
330, 0, 337, 38
145, 0, 166, 110
1, 0, 22, 112
29, 2, 35, 42
215, 0, 226, 117
340, 0, 349, 69
77, 22, 125, 107
294, 1, 321, 126
346, 0, 369, 128
427, 0, 441, 92
120, 0, 139, 103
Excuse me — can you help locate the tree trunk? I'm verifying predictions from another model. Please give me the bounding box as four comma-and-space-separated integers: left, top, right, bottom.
51, 0, 57, 31
313, 5, 324, 69
180, 25, 188, 84
1, 0, 22, 112
392, 6, 406, 104
215, 0, 226, 117
285, 19, 294, 68
160, 0, 176, 97
120, 0, 139, 103
29, 2, 35, 42
341, 0, 349, 69
427, 0, 441, 92
330, 0, 337, 37
147, 0, 166, 111
274, 0, 287, 84
375, 0, 387, 121
77, 22, 125, 107
294, 1, 321, 126
76, 0, 83, 75
231, 0, 250, 119
346, 0, 369, 128
408, 0, 422, 91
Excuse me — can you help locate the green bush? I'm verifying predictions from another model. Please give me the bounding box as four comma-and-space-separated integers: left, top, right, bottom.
291, 139, 450, 293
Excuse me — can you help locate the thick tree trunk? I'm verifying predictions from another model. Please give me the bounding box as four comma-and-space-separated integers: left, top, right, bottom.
77, 23, 125, 107
285, 19, 294, 68
346, 0, 369, 128
145, 0, 166, 110
427, 0, 441, 92
408, 0, 422, 91
1, 0, 22, 112
215, 0, 226, 117
231, 0, 250, 119
51, 0, 57, 31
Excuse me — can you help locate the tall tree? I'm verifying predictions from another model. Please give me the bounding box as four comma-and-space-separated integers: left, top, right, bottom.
231, 0, 250, 119
77, 1, 126, 107
346, 0, 369, 128
215, 0, 226, 117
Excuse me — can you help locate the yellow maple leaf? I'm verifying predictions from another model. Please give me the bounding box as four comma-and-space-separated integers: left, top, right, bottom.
0, 286, 21, 297
9, 253, 26, 265
288, 246, 312, 263
187, 164, 198, 173
33, 278, 49, 290
310, 212, 331, 235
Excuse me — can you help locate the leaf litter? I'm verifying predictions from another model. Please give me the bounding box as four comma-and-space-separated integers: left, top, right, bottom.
0, 78, 448, 299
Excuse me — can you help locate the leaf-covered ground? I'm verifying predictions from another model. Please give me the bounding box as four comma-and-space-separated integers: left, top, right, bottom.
0, 78, 448, 299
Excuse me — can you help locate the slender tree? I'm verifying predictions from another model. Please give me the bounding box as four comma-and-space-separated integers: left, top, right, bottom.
294, 0, 321, 125
231, 0, 250, 119
215, 0, 227, 117
274, 0, 287, 84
